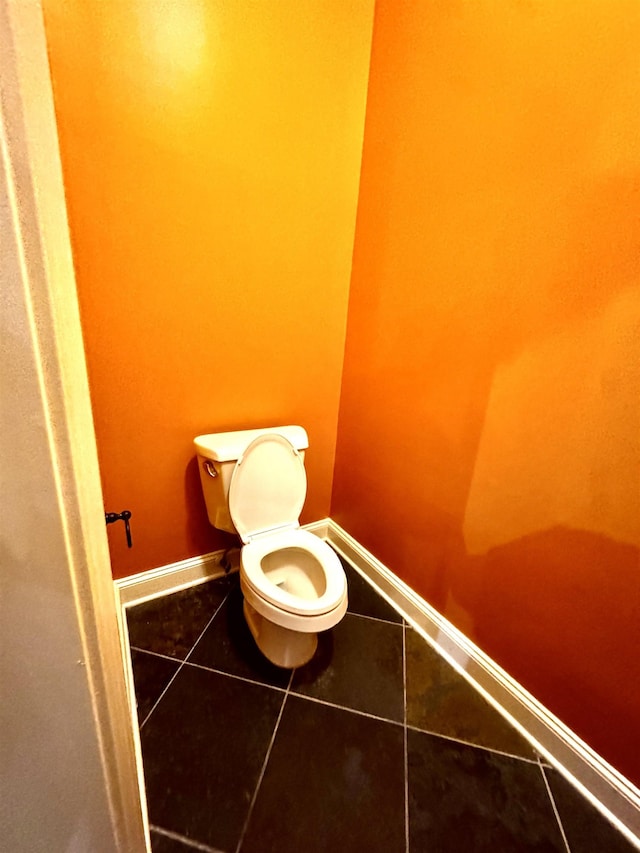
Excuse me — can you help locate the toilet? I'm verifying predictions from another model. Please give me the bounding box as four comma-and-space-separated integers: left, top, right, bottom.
194, 426, 348, 668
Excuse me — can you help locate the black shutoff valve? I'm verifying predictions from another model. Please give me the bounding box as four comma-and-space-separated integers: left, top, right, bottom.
105, 510, 133, 548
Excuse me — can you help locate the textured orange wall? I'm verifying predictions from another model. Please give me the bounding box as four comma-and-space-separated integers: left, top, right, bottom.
42, 1, 373, 578
332, 1, 640, 783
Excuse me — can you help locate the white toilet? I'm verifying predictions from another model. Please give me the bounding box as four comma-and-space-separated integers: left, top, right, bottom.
194, 426, 348, 668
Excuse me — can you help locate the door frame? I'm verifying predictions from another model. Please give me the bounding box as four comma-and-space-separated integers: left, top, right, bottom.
1, 1, 147, 849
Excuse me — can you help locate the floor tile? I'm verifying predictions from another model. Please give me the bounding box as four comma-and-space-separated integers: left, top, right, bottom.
187, 586, 290, 689
341, 559, 404, 624
126, 578, 231, 659
130, 648, 180, 724
241, 695, 405, 853
141, 664, 284, 852
544, 768, 637, 853
405, 627, 535, 758
130, 560, 636, 853
290, 613, 404, 722
408, 729, 565, 852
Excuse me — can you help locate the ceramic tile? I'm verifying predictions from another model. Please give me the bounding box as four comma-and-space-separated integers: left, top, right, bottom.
544, 768, 637, 853
131, 562, 630, 853
408, 729, 565, 852
290, 613, 404, 722
340, 559, 404, 624
130, 648, 180, 724
126, 577, 231, 659
241, 695, 405, 853
187, 586, 291, 689
405, 627, 535, 758
141, 664, 284, 852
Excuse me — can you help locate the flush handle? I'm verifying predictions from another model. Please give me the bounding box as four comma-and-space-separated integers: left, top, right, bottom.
203, 460, 218, 478
105, 509, 133, 548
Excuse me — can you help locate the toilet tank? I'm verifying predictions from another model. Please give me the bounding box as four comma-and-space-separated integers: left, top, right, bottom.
194, 426, 308, 533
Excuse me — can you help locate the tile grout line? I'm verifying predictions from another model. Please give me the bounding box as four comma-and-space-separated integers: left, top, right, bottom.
150, 823, 224, 853
405, 720, 544, 765
138, 588, 231, 730
347, 609, 405, 628
539, 760, 572, 853
403, 621, 410, 853
131, 645, 290, 695
183, 587, 235, 666
138, 654, 183, 731
130, 645, 183, 664
234, 668, 295, 853
290, 689, 405, 727
181, 658, 290, 694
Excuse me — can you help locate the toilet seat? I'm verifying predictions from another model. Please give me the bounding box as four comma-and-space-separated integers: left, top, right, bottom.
229, 433, 347, 621
241, 528, 346, 617
228, 433, 306, 544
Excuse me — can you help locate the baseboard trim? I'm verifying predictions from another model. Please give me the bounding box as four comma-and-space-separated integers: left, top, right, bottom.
115, 549, 237, 608
324, 519, 640, 848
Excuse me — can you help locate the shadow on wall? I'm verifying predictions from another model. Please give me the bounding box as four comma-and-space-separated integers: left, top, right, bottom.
372, 490, 640, 782
332, 275, 640, 782
459, 527, 640, 784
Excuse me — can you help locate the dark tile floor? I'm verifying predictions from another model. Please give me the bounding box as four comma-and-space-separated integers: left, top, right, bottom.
126, 557, 635, 853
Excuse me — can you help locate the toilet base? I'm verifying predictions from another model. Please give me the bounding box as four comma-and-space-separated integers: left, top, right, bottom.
243, 599, 318, 668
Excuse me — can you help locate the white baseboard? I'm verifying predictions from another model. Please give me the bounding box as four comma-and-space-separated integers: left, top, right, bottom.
114, 517, 640, 847
324, 519, 640, 848
115, 548, 240, 608
300, 517, 332, 539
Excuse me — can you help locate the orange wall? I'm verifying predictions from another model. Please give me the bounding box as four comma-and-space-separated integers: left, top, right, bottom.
43, 0, 640, 785
42, 1, 374, 578
332, 1, 640, 783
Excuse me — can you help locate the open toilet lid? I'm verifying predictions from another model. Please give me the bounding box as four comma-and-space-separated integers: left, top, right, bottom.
228, 433, 307, 544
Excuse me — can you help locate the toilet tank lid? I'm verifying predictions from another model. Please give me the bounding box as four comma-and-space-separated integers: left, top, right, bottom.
194, 425, 308, 462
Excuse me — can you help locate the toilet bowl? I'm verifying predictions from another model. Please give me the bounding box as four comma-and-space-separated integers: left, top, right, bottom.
194, 427, 348, 668
240, 528, 348, 667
